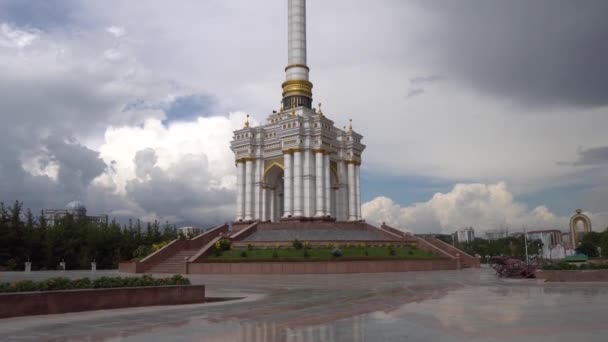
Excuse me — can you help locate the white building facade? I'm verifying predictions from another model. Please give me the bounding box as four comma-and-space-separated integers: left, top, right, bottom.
456, 227, 475, 243
230, 0, 365, 222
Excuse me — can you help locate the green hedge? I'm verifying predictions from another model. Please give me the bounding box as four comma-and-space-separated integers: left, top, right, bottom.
543, 262, 608, 270
0, 275, 190, 293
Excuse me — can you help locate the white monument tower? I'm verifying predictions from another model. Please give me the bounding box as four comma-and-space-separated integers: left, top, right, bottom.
231, 0, 365, 222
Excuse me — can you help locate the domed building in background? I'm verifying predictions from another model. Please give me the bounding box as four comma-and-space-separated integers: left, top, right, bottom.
43, 201, 108, 226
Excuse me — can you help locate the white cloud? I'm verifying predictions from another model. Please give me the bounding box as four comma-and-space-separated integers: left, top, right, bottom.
362, 182, 582, 235
105, 26, 127, 38
0, 23, 38, 48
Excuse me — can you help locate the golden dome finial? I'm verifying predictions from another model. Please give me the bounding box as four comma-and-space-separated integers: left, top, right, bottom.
348, 118, 353, 132
244, 113, 250, 128
318, 102, 323, 116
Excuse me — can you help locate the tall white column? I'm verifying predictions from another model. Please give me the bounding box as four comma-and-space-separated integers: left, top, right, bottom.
270, 189, 275, 222
245, 159, 254, 220
347, 162, 356, 221
286, 0, 309, 82
324, 153, 331, 217
261, 187, 267, 221
337, 160, 346, 221
236, 161, 245, 220
293, 150, 303, 217
303, 149, 312, 217
355, 164, 361, 220
315, 151, 325, 216
283, 153, 293, 217
254, 158, 262, 220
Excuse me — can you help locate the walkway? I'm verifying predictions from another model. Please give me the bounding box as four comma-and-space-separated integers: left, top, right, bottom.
1, 268, 607, 341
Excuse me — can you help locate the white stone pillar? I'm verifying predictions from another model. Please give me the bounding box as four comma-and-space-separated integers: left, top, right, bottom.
245, 159, 254, 220
254, 158, 262, 220
286, 0, 309, 82
283, 153, 293, 217
355, 164, 361, 220
324, 153, 331, 217
293, 150, 303, 217
337, 160, 347, 221
236, 161, 245, 220
315, 151, 325, 216
347, 162, 356, 221
261, 186, 267, 221
303, 149, 312, 217
269, 189, 275, 222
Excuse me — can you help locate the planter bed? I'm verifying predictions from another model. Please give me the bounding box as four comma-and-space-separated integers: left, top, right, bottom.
536, 269, 608, 282
207, 246, 435, 262
0, 285, 205, 319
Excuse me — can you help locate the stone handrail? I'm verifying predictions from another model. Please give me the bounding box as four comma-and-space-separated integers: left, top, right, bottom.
230, 221, 259, 241
189, 236, 223, 263
188, 223, 229, 250
413, 236, 455, 260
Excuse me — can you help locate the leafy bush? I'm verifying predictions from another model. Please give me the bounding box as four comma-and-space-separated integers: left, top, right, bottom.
152, 241, 170, 252
272, 250, 279, 258
218, 239, 232, 251
0, 275, 191, 293
303, 249, 310, 258
293, 239, 304, 250
247, 244, 254, 251
240, 251, 248, 258
133, 245, 152, 259
331, 248, 343, 257
389, 248, 396, 256
364, 249, 369, 256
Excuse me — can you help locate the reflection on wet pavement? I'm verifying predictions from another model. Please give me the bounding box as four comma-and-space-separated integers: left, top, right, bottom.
1, 267, 607, 341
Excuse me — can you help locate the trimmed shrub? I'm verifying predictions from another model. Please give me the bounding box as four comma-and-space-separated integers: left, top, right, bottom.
218, 239, 232, 251
0, 275, 191, 293
240, 251, 248, 258
272, 250, 279, 258
331, 248, 343, 257
293, 239, 304, 250
304, 249, 310, 258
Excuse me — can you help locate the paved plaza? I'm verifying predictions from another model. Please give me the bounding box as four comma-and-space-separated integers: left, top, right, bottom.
1, 267, 608, 341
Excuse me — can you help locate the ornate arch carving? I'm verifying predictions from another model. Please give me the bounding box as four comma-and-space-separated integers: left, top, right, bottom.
569, 209, 592, 246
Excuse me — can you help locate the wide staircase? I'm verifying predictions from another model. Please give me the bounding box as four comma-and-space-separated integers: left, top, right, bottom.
147, 249, 198, 274
422, 237, 480, 268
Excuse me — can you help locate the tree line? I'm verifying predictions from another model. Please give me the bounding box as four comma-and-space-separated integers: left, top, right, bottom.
451, 228, 608, 260
0, 201, 178, 271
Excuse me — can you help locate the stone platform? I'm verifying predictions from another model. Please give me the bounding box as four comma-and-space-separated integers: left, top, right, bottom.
119, 221, 479, 274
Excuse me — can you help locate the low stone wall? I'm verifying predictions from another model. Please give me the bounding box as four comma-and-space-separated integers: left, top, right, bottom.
231, 240, 417, 249
187, 259, 457, 274
536, 270, 608, 282
0, 285, 205, 319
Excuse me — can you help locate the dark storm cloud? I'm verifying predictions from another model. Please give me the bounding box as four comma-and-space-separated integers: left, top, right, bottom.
417, 0, 608, 108
405, 88, 424, 99
164, 93, 218, 123
0, 0, 79, 29
125, 149, 232, 224
573, 146, 608, 166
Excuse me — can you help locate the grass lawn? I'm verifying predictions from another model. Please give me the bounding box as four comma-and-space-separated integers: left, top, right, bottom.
206, 246, 436, 262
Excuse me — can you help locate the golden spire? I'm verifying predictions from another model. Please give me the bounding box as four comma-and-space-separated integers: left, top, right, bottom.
318, 102, 323, 116
244, 113, 250, 128
348, 118, 353, 132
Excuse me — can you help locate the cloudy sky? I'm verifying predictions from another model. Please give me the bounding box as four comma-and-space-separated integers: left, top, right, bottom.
1, 0, 607, 234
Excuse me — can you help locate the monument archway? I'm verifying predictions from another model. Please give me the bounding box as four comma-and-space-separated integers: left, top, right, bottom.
569, 209, 592, 246
264, 164, 284, 222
